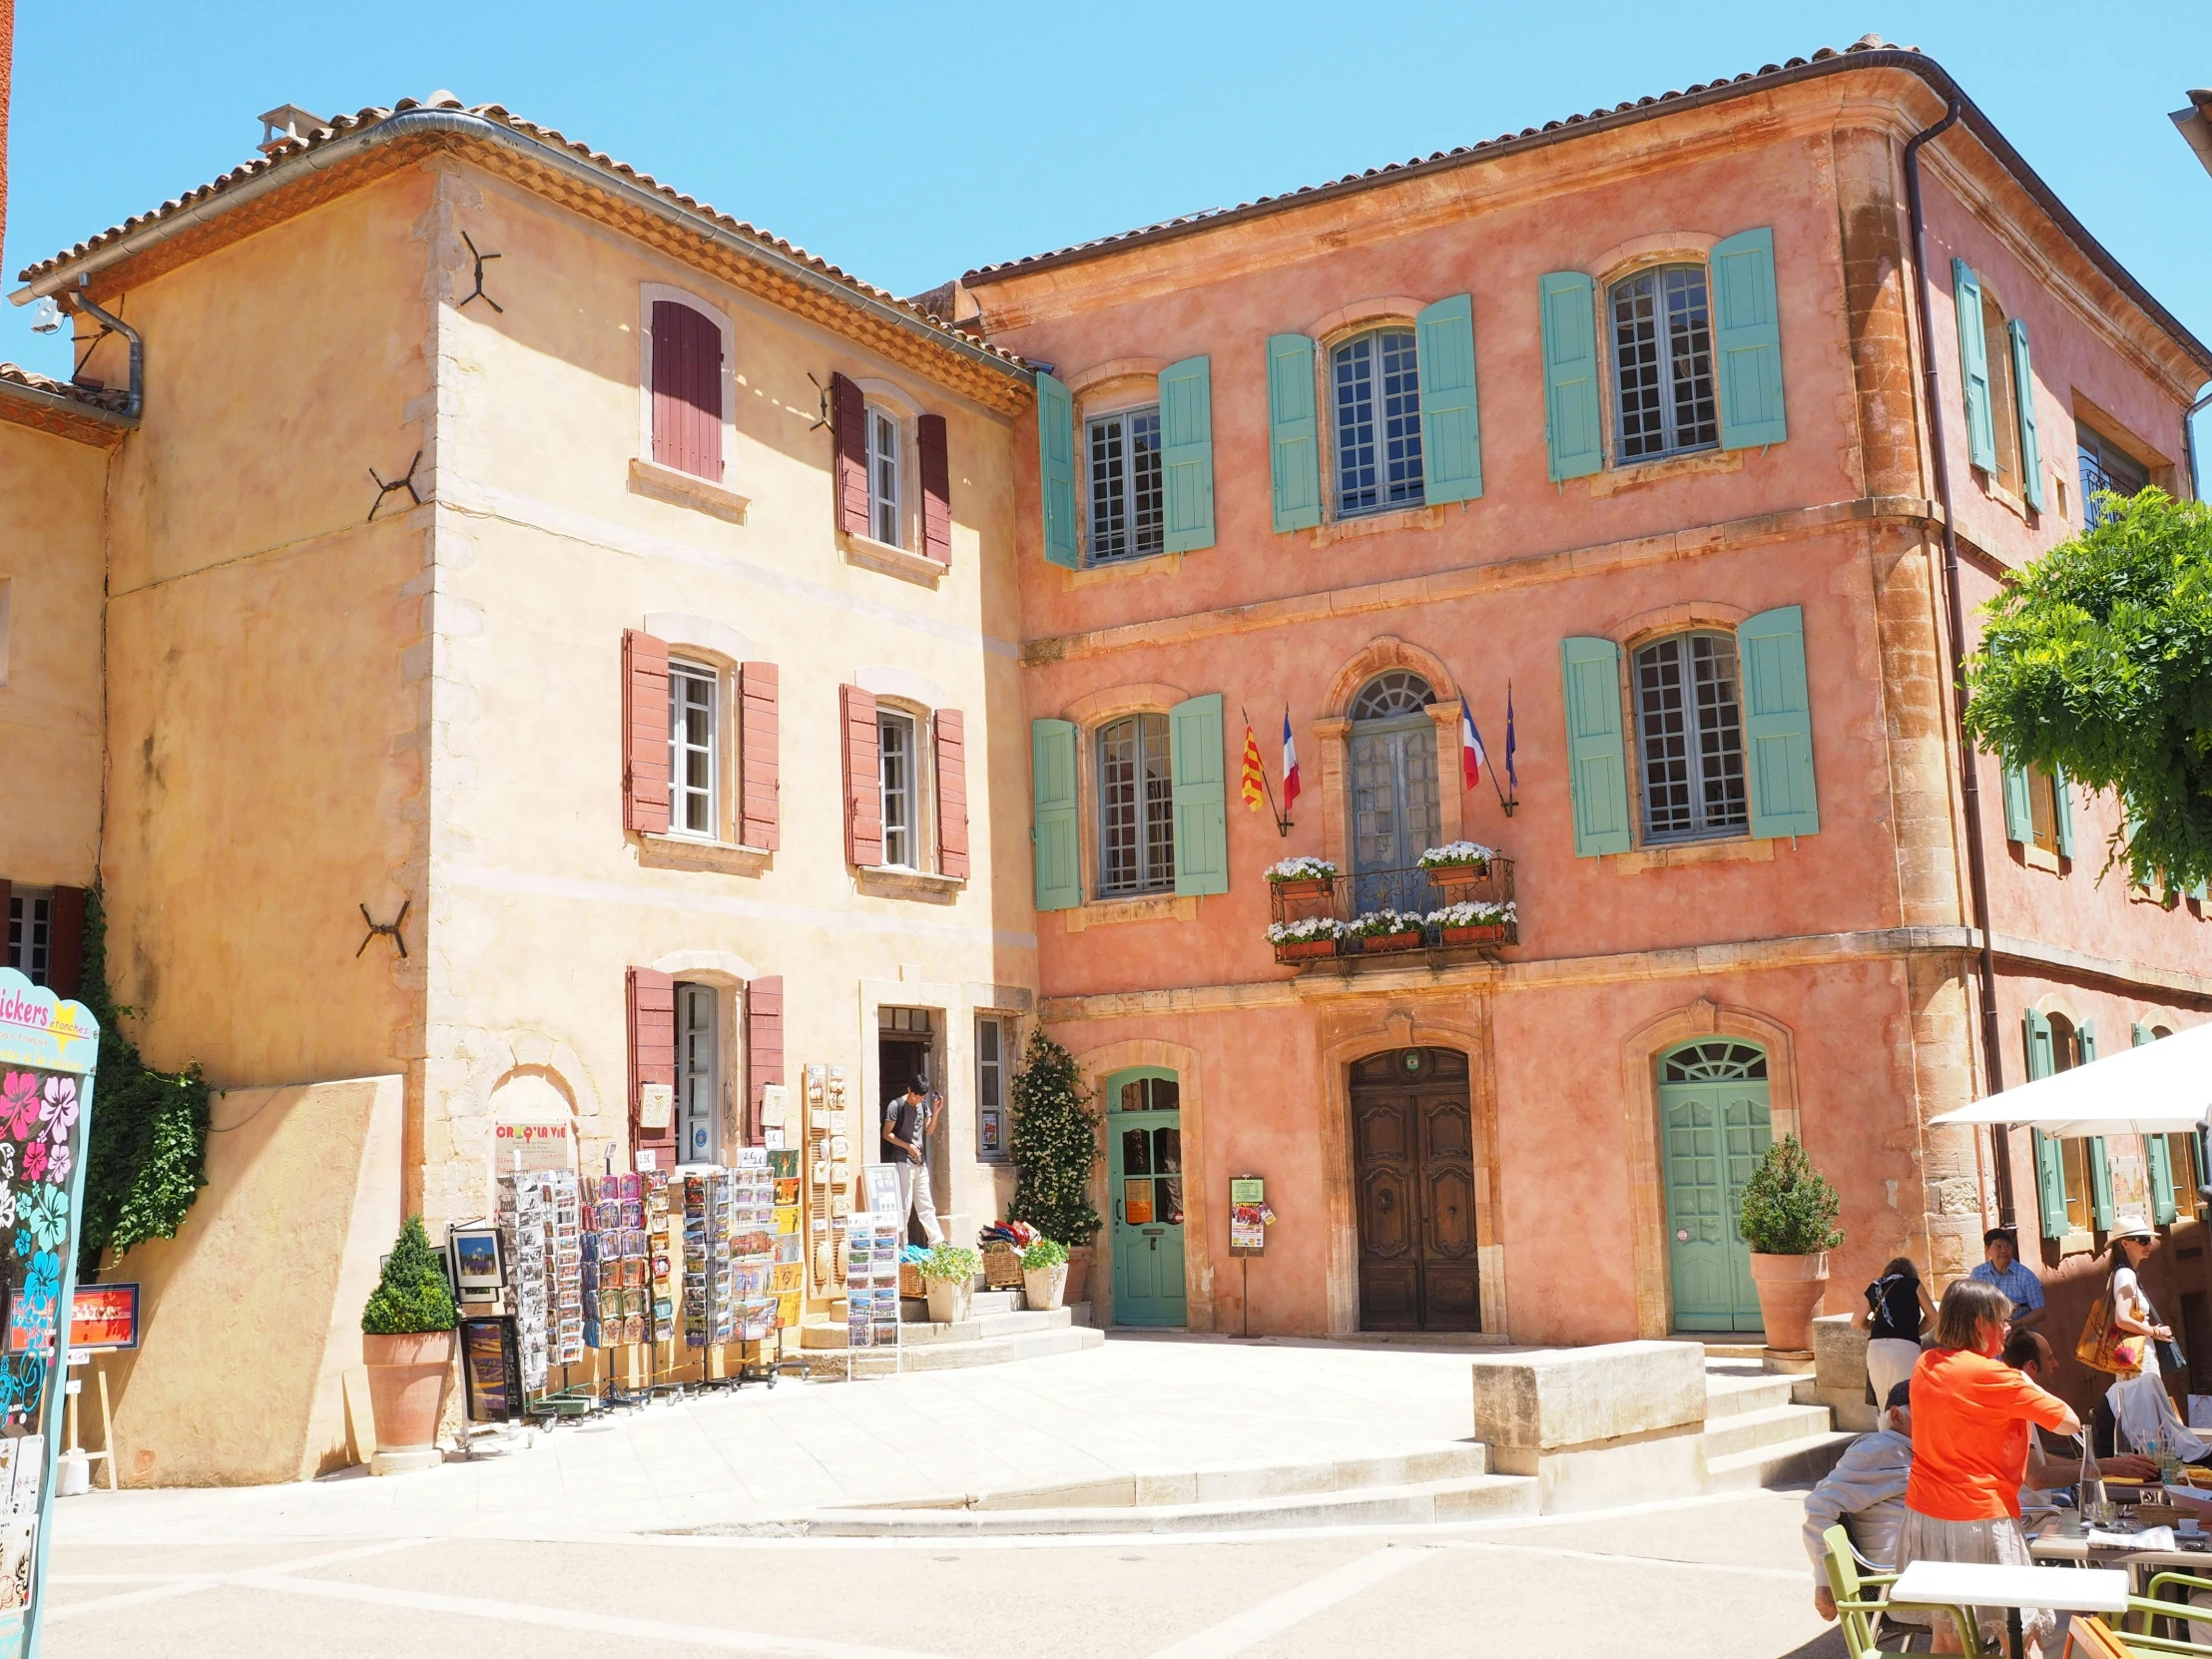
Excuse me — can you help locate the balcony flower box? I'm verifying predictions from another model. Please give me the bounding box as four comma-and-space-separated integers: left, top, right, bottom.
1439, 924, 1507, 946
1348, 909, 1426, 954
1265, 856, 1339, 904
1427, 898, 1516, 947
1418, 841, 1495, 892
1267, 914, 1346, 963
1361, 931, 1425, 953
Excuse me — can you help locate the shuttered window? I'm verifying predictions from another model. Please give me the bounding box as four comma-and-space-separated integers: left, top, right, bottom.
1169, 694, 1229, 896
1633, 633, 1748, 840
1037, 372, 1078, 567
5, 887, 53, 985
628, 966, 678, 1160
1560, 636, 1631, 856
866, 406, 901, 545
840, 686, 883, 866
1266, 334, 1322, 532
1332, 329, 1424, 516
1610, 266, 1719, 461
1711, 228, 1788, 450
877, 709, 918, 869
1158, 355, 1216, 553
747, 977, 784, 1148
1087, 408, 1164, 563
1413, 296, 1482, 505
1952, 261, 1997, 474
934, 710, 969, 880
1098, 714, 1174, 895
1031, 719, 1081, 911
650, 299, 724, 480
832, 372, 870, 537
740, 663, 779, 850
668, 662, 717, 837
918, 414, 951, 567
1540, 273, 1603, 481
622, 630, 673, 835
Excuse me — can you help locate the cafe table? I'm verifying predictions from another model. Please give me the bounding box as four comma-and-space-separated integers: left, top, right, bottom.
1891, 1560, 2129, 1659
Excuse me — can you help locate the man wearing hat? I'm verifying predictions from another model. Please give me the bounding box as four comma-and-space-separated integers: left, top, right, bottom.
1969, 1226, 2046, 1333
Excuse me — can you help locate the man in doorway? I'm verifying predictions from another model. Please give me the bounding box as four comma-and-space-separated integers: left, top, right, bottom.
881, 1075, 944, 1247
1969, 1227, 2046, 1333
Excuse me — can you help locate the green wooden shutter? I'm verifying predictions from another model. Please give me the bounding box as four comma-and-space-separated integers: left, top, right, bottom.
2033, 1131, 2068, 1240
1414, 293, 1482, 504
2151, 1134, 2179, 1226
1169, 694, 1228, 896
1037, 372, 1078, 568
2089, 1136, 2115, 1231
2053, 766, 2075, 859
2024, 1008, 2053, 1080
2007, 317, 2044, 511
1740, 606, 1821, 838
1953, 260, 1996, 473
2192, 877, 2210, 904
1030, 719, 1080, 910
1711, 227, 1787, 450
2134, 1022, 2155, 1047
1159, 355, 1216, 554
1540, 272, 1603, 481
2078, 1020, 2097, 1064
1560, 636, 1631, 855
2001, 763, 2033, 844
1266, 334, 1322, 532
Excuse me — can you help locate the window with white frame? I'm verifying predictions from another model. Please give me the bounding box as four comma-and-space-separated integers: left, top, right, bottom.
866, 404, 901, 546
1633, 632, 1748, 841
1609, 265, 1720, 462
1332, 329, 1424, 516
976, 1015, 1010, 1162
1098, 713, 1174, 895
878, 708, 918, 868
6, 888, 52, 985
668, 661, 718, 837
1086, 407, 1164, 562
676, 981, 719, 1164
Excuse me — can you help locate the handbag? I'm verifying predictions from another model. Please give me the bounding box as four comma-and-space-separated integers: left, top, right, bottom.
2078, 1291, 2145, 1379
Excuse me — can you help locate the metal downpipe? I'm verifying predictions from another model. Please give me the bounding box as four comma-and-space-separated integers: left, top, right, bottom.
68, 276, 142, 421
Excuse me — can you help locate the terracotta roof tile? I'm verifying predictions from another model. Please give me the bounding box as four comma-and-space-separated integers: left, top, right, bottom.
0, 360, 132, 414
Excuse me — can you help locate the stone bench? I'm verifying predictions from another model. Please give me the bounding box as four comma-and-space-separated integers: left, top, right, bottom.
1470, 1340, 1709, 1511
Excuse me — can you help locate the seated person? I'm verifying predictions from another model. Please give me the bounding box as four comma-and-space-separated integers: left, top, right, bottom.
2001, 1330, 2158, 1495
1807, 1381, 1914, 1622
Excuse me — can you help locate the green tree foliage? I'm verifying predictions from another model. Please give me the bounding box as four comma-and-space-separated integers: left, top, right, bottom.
1737, 1135, 1845, 1256
1964, 489, 2212, 891
77, 887, 211, 1279
1006, 1029, 1100, 1248
360, 1215, 458, 1336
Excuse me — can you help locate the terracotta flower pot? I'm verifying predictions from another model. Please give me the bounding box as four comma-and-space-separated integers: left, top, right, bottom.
1269, 877, 1333, 902
1426, 862, 1489, 890
1064, 1246, 1093, 1305
1359, 931, 1425, 953
1440, 924, 1506, 945
1748, 1252, 1830, 1352
362, 1330, 455, 1467
1023, 1262, 1068, 1312
1274, 937, 1339, 962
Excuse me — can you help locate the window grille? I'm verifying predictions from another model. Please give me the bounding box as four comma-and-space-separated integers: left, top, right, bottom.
1332, 329, 1424, 515
866, 405, 901, 545
1610, 266, 1719, 461
1086, 408, 1164, 562
1634, 633, 1748, 840
878, 711, 916, 868
1350, 672, 1435, 721
667, 663, 717, 836
1098, 713, 1174, 895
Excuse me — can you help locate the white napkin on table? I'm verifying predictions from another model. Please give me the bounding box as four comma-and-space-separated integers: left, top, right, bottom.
2089, 1526, 2176, 1551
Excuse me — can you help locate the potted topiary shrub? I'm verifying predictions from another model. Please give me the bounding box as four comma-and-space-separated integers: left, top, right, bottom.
1008, 1031, 1102, 1305
1020, 1237, 1070, 1312
915, 1244, 981, 1325
360, 1215, 458, 1474
1737, 1135, 1845, 1355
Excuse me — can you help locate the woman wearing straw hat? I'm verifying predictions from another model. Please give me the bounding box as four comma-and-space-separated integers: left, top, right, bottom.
2102, 1217, 2210, 1462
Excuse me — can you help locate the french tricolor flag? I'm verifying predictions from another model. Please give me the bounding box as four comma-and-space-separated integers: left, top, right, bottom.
1282, 709, 1302, 812
1461, 703, 1488, 790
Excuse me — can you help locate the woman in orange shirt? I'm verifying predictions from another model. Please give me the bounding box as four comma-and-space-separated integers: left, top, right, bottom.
1903, 1278, 2081, 1655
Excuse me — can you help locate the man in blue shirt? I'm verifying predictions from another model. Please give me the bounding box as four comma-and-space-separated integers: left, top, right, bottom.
1967, 1226, 2046, 1333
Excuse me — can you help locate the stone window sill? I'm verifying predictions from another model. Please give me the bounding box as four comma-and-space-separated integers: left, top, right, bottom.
2055, 1228, 2097, 1259
1061, 892, 1197, 931
1588, 445, 1744, 499
855, 864, 964, 902
842, 531, 945, 588
637, 833, 772, 877
629, 456, 751, 524
1309, 502, 1444, 548
1067, 550, 1186, 587
1977, 469, 2035, 524
1611, 835, 1776, 874
2016, 840, 2063, 875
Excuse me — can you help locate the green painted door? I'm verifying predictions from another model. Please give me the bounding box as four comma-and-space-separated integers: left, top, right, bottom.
1659, 1040, 1772, 1334
1106, 1068, 1187, 1327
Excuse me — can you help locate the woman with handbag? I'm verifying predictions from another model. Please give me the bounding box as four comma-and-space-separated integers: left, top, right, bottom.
2099, 1218, 2210, 1462
1856, 1256, 1936, 1404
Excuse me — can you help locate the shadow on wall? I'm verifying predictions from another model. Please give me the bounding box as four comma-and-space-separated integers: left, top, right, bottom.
93, 1075, 402, 1486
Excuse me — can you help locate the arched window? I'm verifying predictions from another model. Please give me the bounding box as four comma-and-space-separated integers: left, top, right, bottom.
1659, 1040, 1768, 1082
1632, 632, 1748, 841
1609, 265, 1719, 462
1332, 329, 1424, 516
1350, 671, 1435, 721
1097, 713, 1174, 895
1350, 673, 1439, 895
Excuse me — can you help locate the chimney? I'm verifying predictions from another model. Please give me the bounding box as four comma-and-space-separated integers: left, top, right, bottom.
258, 104, 328, 156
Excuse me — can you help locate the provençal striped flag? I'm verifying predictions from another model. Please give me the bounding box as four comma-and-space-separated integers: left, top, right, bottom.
1240, 724, 1267, 810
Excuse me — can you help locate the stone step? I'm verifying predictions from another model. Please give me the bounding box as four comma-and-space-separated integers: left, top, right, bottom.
895, 1327, 1101, 1372
900, 1309, 1072, 1346
1705, 1428, 1859, 1492
1699, 1402, 1835, 1461
1705, 1373, 1804, 1420
854, 1443, 1495, 1512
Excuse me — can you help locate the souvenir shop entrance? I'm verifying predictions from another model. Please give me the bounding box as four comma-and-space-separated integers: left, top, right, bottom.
878, 1006, 935, 1244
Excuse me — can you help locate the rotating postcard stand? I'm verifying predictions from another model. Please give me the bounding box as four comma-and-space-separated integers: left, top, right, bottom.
0, 967, 99, 1659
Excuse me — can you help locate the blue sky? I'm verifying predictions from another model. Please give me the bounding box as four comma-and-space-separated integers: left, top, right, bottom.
5, 0, 2210, 398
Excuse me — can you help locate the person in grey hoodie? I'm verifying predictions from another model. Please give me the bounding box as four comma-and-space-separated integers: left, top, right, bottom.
1807, 1381, 1915, 1622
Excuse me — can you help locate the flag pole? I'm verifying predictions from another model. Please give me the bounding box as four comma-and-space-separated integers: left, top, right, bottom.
1500, 679, 1517, 818
1241, 705, 1292, 836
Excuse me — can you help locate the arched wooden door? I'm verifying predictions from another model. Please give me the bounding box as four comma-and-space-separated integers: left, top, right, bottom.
1350, 1047, 1478, 1331
1659, 1039, 1772, 1334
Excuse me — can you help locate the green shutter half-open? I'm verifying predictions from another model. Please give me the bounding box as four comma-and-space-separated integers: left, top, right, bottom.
1037, 372, 1077, 568
1414, 293, 1482, 505
1159, 355, 1216, 554
2033, 1130, 2067, 1240
2024, 1008, 2053, 1080
1740, 605, 1820, 838
2089, 1136, 2115, 1231
1266, 334, 1322, 532
2053, 765, 2075, 859
1561, 636, 1631, 855
1030, 718, 1079, 910
2193, 877, 2210, 904
1169, 694, 1228, 896
1711, 227, 1787, 450
2078, 1020, 2098, 1064
1539, 272, 1603, 482
2007, 317, 2044, 511
2134, 1023, 2156, 1048
2151, 1134, 2179, 1226
2001, 763, 2032, 844
1953, 260, 1996, 473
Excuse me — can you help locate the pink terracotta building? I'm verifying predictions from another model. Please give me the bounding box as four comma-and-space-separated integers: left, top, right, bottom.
944, 41, 2212, 1353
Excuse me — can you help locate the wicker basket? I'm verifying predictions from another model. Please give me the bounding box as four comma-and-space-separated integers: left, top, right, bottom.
898, 1263, 926, 1299
981, 1244, 1025, 1289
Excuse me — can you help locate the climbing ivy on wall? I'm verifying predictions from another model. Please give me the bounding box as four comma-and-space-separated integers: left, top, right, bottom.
76, 887, 211, 1278
1006, 1029, 1101, 1249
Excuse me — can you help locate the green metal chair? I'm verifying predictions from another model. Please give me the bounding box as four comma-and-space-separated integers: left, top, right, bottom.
2109, 1569, 2212, 1654
1821, 1524, 1991, 1657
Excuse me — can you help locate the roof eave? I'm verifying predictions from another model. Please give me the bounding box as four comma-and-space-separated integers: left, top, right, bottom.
0, 375, 139, 439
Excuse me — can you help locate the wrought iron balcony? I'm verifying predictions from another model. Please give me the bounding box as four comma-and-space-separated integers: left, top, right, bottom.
1266, 858, 1518, 968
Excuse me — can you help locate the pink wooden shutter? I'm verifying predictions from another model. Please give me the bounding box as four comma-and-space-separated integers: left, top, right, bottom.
740, 662, 780, 851
831, 371, 869, 536
746, 976, 784, 1147
934, 710, 969, 879
651, 300, 723, 479
46, 886, 86, 998
918, 413, 951, 566
627, 967, 677, 1161
622, 629, 672, 833
840, 684, 882, 866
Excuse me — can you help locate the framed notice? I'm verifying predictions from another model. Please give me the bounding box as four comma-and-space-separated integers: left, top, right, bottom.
1230, 1176, 1268, 1257
637, 1084, 674, 1131
69, 1285, 139, 1353
863, 1163, 901, 1218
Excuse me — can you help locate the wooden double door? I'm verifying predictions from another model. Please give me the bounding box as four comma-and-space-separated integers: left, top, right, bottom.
1351, 1048, 1479, 1332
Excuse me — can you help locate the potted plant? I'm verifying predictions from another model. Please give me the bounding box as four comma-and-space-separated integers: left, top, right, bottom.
916, 1243, 981, 1324
1737, 1134, 1845, 1354
1267, 915, 1347, 963
360, 1215, 458, 1474
1348, 909, 1426, 953
1264, 856, 1339, 903
1008, 1031, 1102, 1305
1418, 841, 1495, 895
1427, 898, 1516, 946
1020, 1237, 1070, 1312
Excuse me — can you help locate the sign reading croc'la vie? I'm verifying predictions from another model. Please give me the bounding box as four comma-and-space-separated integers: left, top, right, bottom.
0, 967, 98, 1659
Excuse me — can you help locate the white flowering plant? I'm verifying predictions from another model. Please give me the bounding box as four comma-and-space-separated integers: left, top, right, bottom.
1266, 915, 1348, 945
1347, 908, 1426, 939
1265, 856, 1339, 882
1417, 841, 1495, 870
1425, 899, 1517, 928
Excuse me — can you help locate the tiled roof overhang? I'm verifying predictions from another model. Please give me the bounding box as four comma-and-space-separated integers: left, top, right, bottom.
0, 362, 134, 448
